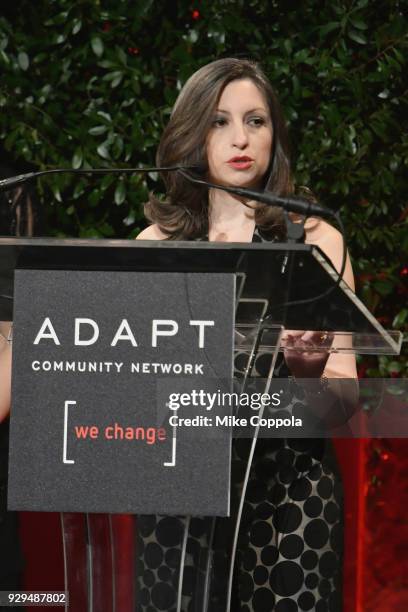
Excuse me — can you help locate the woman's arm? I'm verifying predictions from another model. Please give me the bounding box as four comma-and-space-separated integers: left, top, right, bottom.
304, 218, 357, 380
284, 219, 359, 426
0, 323, 12, 423
283, 219, 357, 378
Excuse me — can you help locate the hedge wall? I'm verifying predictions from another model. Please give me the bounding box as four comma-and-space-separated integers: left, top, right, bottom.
0, 0, 406, 375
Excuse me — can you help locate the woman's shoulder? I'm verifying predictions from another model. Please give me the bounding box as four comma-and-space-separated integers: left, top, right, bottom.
289, 215, 342, 247
135, 224, 168, 240
304, 218, 347, 264
288, 212, 333, 236
303, 217, 341, 243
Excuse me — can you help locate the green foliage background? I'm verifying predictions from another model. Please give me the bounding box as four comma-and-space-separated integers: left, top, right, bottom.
0, 0, 407, 374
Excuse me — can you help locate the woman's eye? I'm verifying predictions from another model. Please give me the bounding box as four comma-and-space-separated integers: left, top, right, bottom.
248, 117, 266, 127
212, 117, 227, 127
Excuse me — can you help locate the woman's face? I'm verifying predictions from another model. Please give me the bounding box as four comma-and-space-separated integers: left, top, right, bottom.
206, 78, 273, 189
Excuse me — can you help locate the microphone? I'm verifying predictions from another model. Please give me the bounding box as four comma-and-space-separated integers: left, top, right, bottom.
178, 167, 348, 309
0, 164, 327, 220
0, 165, 199, 193
177, 168, 333, 220
0, 161, 348, 309
0, 172, 37, 192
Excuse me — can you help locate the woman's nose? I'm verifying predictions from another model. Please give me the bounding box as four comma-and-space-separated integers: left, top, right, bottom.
231, 122, 249, 148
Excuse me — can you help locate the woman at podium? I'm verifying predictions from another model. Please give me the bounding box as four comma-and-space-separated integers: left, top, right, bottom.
136, 58, 357, 611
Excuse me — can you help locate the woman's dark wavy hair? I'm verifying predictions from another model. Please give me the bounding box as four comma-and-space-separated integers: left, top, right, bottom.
145, 58, 293, 239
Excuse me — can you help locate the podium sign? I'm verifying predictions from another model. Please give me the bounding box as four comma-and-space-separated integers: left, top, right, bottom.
8, 269, 235, 515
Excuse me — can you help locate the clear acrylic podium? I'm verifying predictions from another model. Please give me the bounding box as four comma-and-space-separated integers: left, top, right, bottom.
0, 237, 402, 612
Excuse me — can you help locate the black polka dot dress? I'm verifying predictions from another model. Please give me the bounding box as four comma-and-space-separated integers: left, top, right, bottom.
136, 229, 344, 611
231, 436, 343, 612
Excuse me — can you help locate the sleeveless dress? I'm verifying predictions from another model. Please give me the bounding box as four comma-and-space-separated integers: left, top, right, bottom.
136, 228, 344, 612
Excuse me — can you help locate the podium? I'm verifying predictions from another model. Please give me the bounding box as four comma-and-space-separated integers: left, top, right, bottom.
0, 237, 402, 611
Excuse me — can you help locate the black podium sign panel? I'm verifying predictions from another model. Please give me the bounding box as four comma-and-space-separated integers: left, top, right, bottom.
8, 270, 234, 515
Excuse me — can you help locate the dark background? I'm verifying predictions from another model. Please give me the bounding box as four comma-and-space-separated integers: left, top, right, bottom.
0, 0, 406, 377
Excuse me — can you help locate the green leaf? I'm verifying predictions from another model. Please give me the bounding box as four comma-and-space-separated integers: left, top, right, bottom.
0, 35, 9, 52
97, 142, 111, 160
114, 180, 126, 205
284, 39, 292, 54
349, 16, 368, 30
292, 75, 300, 97
111, 135, 124, 158
96, 111, 112, 123
100, 174, 115, 190
102, 70, 123, 82
88, 125, 108, 136
123, 212, 136, 226
98, 60, 117, 69
372, 280, 394, 297
99, 222, 115, 236
392, 309, 408, 328
111, 74, 123, 88
44, 11, 69, 27
187, 29, 198, 43
80, 227, 102, 238
348, 29, 367, 45
319, 22, 340, 37
387, 361, 401, 373
54, 34, 66, 45
72, 148, 83, 169
91, 36, 104, 58
0, 49, 10, 66
73, 181, 86, 199
386, 385, 405, 396
72, 18, 82, 35
116, 46, 128, 66
18, 51, 29, 71
51, 184, 62, 203
88, 189, 102, 207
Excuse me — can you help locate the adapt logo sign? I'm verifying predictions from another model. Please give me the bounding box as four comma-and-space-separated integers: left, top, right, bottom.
8, 269, 235, 515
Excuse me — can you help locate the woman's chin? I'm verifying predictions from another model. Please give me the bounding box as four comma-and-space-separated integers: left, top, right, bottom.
211, 172, 262, 190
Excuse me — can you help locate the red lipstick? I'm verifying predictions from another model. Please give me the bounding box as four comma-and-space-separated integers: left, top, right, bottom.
227, 156, 253, 169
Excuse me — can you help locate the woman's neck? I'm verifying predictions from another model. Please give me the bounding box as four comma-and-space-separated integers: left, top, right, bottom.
208, 189, 255, 227
208, 188, 256, 242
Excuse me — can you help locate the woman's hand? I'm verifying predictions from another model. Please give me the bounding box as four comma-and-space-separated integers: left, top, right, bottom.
282, 330, 333, 379
282, 329, 359, 427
